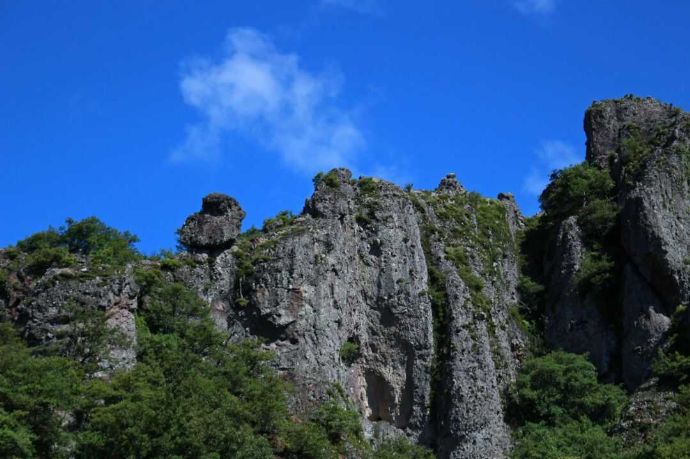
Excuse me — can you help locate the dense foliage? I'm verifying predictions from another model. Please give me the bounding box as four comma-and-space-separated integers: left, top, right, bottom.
519, 161, 622, 341
0, 228, 435, 458
12, 217, 140, 275
512, 420, 623, 459
539, 163, 617, 239
509, 352, 627, 459
635, 385, 690, 458
510, 350, 690, 458
510, 352, 627, 426
0, 324, 87, 458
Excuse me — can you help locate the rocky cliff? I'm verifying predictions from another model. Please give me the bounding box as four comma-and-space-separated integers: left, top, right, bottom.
2, 95, 690, 458
535, 96, 690, 389
173, 169, 527, 458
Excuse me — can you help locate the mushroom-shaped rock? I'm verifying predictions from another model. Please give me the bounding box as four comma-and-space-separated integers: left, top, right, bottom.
436, 173, 465, 195
178, 193, 245, 251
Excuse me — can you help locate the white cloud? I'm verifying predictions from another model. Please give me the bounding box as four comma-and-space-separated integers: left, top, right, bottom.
523, 140, 581, 196
537, 140, 580, 170
513, 0, 557, 15
320, 0, 381, 14
523, 168, 549, 197
172, 28, 365, 173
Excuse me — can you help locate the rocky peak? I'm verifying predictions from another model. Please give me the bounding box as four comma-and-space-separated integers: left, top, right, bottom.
584, 95, 685, 169
178, 193, 245, 251
541, 96, 690, 388
7, 95, 690, 458
303, 168, 357, 218
435, 173, 465, 195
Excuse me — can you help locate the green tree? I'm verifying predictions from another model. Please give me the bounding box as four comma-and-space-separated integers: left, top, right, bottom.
374, 437, 436, 459
0, 324, 85, 458
510, 351, 626, 427
512, 420, 623, 459
14, 217, 140, 275
509, 352, 628, 459
539, 163, 615, 228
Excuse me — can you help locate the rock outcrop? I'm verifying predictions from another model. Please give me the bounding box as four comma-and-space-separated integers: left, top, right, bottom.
178, 193, 245, 251
543, 96, 690, 388
175, 169, 527, 457
543, 216, 619, 381
1, 168, 526, 457
0, 263, 139, 373
3, 95, 690, 457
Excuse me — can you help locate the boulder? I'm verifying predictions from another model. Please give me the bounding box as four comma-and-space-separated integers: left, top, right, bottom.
178, 193, 245, 251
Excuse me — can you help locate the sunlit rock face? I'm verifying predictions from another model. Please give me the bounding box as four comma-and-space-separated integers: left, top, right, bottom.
5, 96, 690, 457
178, 193, 246, 251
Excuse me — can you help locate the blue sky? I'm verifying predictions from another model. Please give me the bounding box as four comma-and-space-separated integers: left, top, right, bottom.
2, 0, 689, 253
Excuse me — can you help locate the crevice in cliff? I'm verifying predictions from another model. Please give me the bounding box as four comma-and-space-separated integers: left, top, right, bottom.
413, 201, 452, 450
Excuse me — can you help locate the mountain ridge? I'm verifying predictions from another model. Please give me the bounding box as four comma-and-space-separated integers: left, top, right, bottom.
2, 95, 690, 458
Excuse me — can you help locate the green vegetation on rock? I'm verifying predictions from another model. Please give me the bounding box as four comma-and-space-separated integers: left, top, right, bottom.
313, 170, 341, 189
339, 340, 360, 365
576, 250, 616, 295
539, 163, 616, 240
12, 217, 140, 276
0, 264, 434, 458
263, 210, 297, 231
525, 161, 622, 316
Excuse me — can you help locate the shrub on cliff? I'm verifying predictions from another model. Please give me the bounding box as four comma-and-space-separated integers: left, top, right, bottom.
510, 351, 626, 427
539, 163, 618, 247
0, 323, 86, 458
540, 163, 615, 225
14, 217, 140, 275
512, 420, 622, 459
628, 385, 690, 459
509, 352, 627, 458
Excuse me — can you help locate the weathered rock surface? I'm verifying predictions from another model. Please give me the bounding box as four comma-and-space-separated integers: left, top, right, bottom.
178, 193, 245, 251
614, 378, 677, 448
4, 95, 690, 457
543, 216, 619, 381
544, 96, 690, 388
173, 169, 526, 457
0, 263, 139, 372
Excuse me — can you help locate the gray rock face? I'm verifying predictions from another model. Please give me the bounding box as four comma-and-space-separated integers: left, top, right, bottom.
6, 95, 690, 456
585, 96, 682, 169
3, 265, 138, 372
178, 193, 245, 251
614, 378, 677, 448
544, 217, 619, 380
175, 171, 526, 457
247, 177, 434, 435
413, 187, 526, 459
545, 96, 690, 388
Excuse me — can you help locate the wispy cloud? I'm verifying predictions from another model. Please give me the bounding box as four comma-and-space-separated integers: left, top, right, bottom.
523, 140, 580, 196
172, 28, 365, 173
513, 0, 557, 15
320, 0, 382, 15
